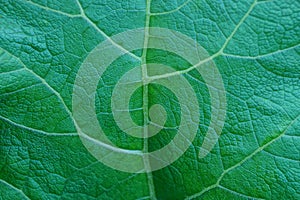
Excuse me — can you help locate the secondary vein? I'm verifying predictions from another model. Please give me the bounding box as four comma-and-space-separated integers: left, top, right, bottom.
75, 0, 141, 61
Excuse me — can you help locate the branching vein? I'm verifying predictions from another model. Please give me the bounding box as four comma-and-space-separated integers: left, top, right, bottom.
150, 0, 193, 16
0, 115, 78, 136
148, 0, 258, 81
223, 43, 300, 59
0, 179, 31, 200
75, 0, 141, 61
25, 0, 81, 18
23, 0, 140, 61
186, 113, 300, 199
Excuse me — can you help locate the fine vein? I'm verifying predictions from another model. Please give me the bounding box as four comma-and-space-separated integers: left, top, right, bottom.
0, 179, 31, 200
25, 0, 81, 18
148, 0, 258, 81
223, 43, 300, 59
24, 0, 140, 61
0, 48, 141, 155
0, 115, 77, 136
150, 0, 193, 16
186, 113, 300, 199
75, 0, 141, 61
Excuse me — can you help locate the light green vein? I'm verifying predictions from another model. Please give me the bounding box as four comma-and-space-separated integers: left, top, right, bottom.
75, 0, 141, 61
0, 179, 31, 200
25, 0, 81, 18
186, 113, 300, 199
223, 43, 300, 59
0, 49, 143, 155
0, 115, 77, 136
0, 48, 75, 128
141, 0, 157, 199
23, 0, 140, 61
148, 0, 258, 81
218, 185, 265, 200
150, 0, 193, 16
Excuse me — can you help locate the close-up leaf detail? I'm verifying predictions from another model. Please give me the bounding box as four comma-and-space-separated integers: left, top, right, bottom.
0, 0, 299, 199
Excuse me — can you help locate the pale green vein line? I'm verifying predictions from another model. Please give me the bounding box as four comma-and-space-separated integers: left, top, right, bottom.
0, 115, 77, 136
150, 0, 193, 16
61, 160, 107, 194
149, 0, 258, 81
0, 48, 75, 125
141, 0, 157, 199
105, 173, 141, 193
0, 48, 90, 139
0, 48, 145, 156
263, 150, 300, 163
24, 0, 140, 61
281, 134, 300, 138
185, 184, 218, 200
218, 185, 265, 200
219, 0, 258, 54
24, 0, 81, 18
185, 1, 295, 198
0, 179, 31, 200
0, 47, 78, 120
148, 54, 217, 81
256, 60, 289, 78
0, 114, 143, 155
141, 2, 151, 146
223, 43, 300, 59
75, 0, 141, 61
137, 196, 151, 200
253, 96, 293, 119
0, 68, 25, 75
256, 0, 276, 4
186, 113, 300, 199
218, 141, 225, 171
0, 84, 41, 96
78, 133, 143, 155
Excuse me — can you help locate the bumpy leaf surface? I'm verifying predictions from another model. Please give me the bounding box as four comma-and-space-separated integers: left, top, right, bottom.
0, 0, 299, 199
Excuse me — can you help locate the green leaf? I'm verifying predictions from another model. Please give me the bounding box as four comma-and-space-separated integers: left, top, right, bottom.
0, 0, 299, 199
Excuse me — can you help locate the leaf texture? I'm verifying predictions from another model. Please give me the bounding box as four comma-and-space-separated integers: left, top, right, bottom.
0, 0, 299, 199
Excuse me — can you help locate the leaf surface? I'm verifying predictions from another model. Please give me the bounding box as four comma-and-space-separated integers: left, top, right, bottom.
0, 0, 299, 199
